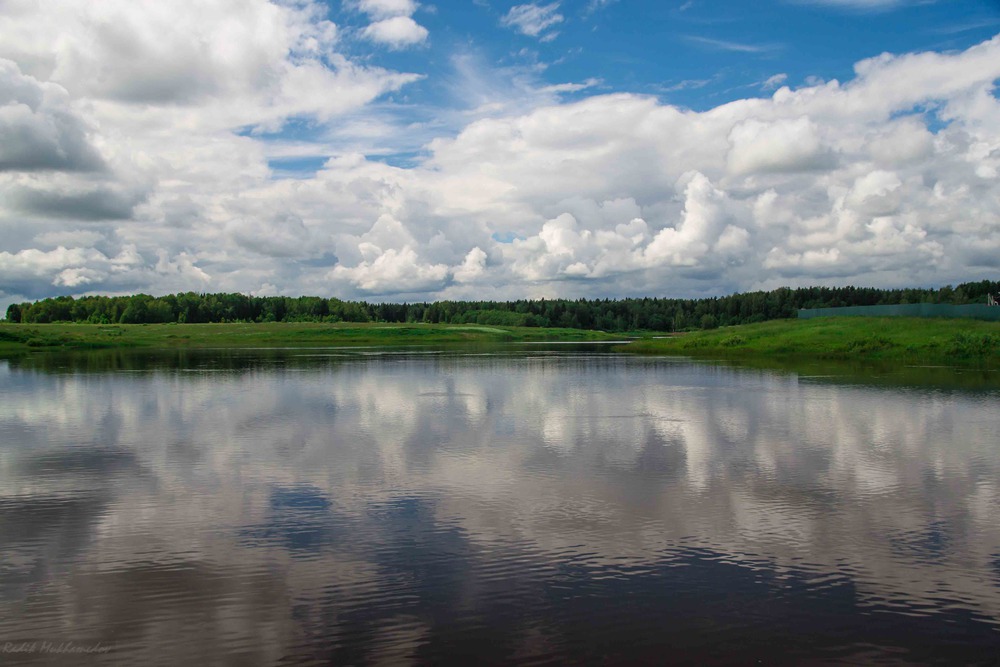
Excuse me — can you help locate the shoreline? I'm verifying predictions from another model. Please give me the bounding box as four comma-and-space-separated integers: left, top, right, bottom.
0, 321, 620, 353
2, 317, 998, 367
622, 316, 1000, 366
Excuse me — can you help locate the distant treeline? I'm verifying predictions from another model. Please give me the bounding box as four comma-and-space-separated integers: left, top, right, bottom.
6, 280, 999, 331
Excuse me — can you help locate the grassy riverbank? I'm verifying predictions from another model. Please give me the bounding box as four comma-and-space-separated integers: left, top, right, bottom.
625, 317, 1000, 364
3, 317, 998, 366
0, 321, 621, 352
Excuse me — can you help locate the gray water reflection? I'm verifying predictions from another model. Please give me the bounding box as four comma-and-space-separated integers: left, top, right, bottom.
1, 350, 999, 665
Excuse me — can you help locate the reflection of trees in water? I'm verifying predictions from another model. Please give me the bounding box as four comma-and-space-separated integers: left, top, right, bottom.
1, 355, 999, 663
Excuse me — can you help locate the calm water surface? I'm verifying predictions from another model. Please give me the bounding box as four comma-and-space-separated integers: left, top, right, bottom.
2, 347, 999, 665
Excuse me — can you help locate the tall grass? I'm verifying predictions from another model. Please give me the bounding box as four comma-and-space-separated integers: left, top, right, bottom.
626, 317, 1000, 365
0, 321, 619, 352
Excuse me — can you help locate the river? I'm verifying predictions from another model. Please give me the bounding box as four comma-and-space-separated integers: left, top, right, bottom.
1, 347, 998, 665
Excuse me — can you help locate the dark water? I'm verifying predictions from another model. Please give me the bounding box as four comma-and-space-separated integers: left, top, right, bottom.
2, 348, 1000, 665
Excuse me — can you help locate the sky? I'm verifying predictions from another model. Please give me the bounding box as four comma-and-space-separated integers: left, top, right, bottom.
1, 0, 999, 312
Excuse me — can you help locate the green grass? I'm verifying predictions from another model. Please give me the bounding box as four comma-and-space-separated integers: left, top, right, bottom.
0, 321, 619, 352
5, 317, 999, 367
625, 317, 1000, 365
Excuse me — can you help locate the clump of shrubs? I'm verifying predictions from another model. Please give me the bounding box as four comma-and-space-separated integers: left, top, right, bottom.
946, 332, 998, 357
845, 335, 895, 353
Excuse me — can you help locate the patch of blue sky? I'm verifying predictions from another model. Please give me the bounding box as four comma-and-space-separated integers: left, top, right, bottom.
890, 102, 952, 133
267, 156, 330, 179
277, 1, 1000, 157
237, 117, 324, 141
364, 150, 432, 168
492, 231, 525, 244
542, 0, 1000, 110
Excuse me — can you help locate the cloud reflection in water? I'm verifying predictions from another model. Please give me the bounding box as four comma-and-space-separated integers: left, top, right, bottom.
0, 352, 998, 664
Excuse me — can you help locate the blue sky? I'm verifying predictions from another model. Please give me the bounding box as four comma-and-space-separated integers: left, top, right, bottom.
1, 0, 999, 309
340, 0, 1000, 106
275, 0, 1000, 167
248, 0, 1000, 175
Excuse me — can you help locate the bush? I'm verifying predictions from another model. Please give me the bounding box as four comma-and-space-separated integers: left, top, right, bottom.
0, 329, 26, 343
846, 336, 895, 354
946, 332, 998, 357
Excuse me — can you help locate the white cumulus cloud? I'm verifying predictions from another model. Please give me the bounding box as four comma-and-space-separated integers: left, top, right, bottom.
355, 0, 428, 49
501, 3, 564, 41
357, 0, 420, 19
362, 16, 429, 49
2, 2, 1000, 313
0, 59, 104, 172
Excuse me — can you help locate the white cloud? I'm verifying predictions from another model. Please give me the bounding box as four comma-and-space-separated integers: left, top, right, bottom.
226, 214, 314, 258
0, 246, 107, 282
866, 118, 933, 166
685, 36, 781, 54
0, 243, 209, 298
354, 0, 428, 49
644, 173, 742, 267
329, 246, 449, 294
0, 60, 104, 172
0, 0, 416, 129
845, 170, 903, 216
4, 178, 146, 220
2, 3, 1000, 310
2, 0, 330, 105
34, 229, 106, 248
0, 0, 425, 311
727, 117, 835, 174
357, 0, 420, 19
501, 3, 564, 41
362, 16, 429, 49
585, 0, 619, 14
761, 73, 788, 91
453, 247, 488, 283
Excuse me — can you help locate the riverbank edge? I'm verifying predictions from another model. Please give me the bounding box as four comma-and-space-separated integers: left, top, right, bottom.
1, 317, 998, 366
0, 321, 621, 352
620, 316, 1000, 366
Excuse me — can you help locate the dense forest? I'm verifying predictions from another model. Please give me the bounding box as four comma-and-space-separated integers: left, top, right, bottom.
6, 280, 999, 332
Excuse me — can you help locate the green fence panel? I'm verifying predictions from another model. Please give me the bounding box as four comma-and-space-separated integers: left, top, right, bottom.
798, 304, 1000, 321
